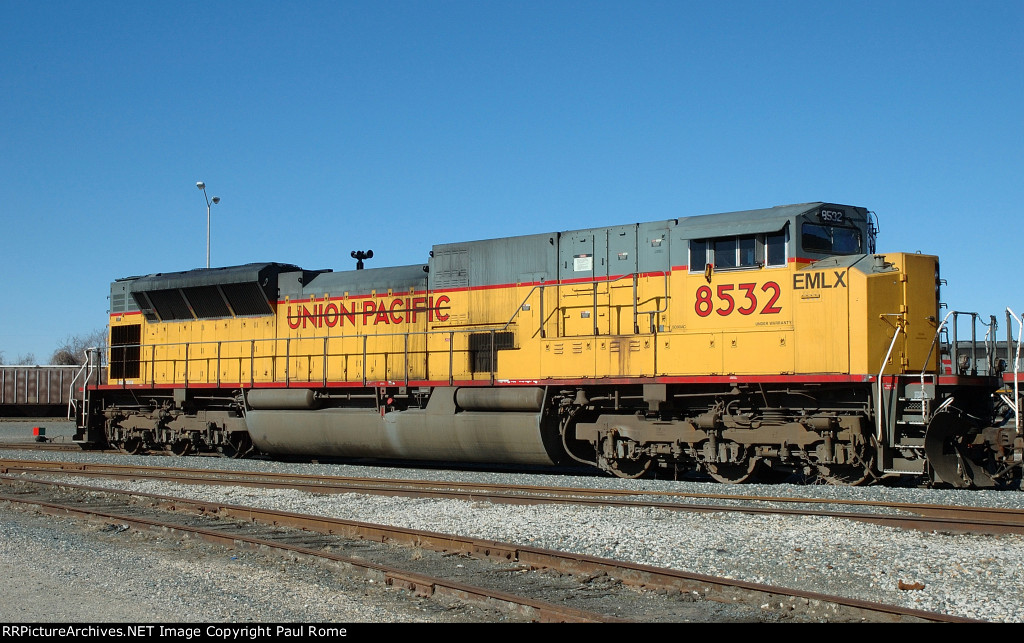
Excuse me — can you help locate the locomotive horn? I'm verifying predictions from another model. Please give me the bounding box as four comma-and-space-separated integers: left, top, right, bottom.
351, 250, 373, 270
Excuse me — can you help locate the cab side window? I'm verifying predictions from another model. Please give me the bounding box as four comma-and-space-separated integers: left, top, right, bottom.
689, 239, 708, 270
713, 239, 737, 268
766, 231, 786, 266
689, 227, 788, 272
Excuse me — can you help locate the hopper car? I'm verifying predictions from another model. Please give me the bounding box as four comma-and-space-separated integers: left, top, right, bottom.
71, 202, 1023, 488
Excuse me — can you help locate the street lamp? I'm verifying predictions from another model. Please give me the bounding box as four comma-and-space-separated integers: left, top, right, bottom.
196, 181, 220, 268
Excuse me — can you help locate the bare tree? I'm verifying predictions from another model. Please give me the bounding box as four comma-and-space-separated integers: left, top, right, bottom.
50, 329, 107, 365
0, 352, 37, 366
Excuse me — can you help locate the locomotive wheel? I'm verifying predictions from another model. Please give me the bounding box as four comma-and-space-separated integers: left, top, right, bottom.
122, 437, 146, 455
707, 458, 760, 484
924, 413, 996, 489
219, 432, 254, 459
759, 463, 816, 485
816, 462, 873, 486
607, 456, 654, 479
815, 440, 872, 485
170, 439, 193, 457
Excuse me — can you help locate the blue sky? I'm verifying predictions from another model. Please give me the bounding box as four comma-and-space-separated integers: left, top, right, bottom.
1, 0, 1021, 362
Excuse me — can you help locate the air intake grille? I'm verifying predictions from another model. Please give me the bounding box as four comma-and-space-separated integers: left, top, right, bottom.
468, 331, 515, 373
110, 324, 141, 379
222, 282, 273, 316
185, 285, 230, 318
147, 289, 193, 321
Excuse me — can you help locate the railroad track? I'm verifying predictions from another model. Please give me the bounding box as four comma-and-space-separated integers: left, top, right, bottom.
0, 441, 117, 453
2, 457, 1022, 536
0, 441, 208, 456
0, 474, 967, 623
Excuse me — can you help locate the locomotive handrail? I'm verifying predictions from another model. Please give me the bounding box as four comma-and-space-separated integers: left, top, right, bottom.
108, 272, 660, 389
499, 271, 670, 339
919, 310, 1002, 379
592, 273, 636, 335
876, 318, 903, 442
982, 314, 999, 375
920, 309, 957, 382
600, 273, 642, 335
447, 331, 455, 385
361, 335, 366, 387
67, 347, 101, 423
118, 328, 470, 389
1007, 308, 1023, 374
597, 271, 670, 335
637, 271, 671, 334
103, 275, 675, 390
950, 312, 980, 376
113, 304, 669, 390
1005, 308, 1022, 432
499, 282, 548, 335
925, 310, 993, 377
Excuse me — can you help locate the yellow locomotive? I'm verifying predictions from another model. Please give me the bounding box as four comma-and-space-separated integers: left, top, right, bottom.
74, 202, 1022, 487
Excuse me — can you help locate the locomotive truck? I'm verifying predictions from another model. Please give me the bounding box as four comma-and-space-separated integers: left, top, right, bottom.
71, 202, 1023, 487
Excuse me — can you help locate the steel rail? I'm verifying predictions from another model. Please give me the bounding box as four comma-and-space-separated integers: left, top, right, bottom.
0, 474, 968, 623
2, 458, 1022, 536
0, 475, 623, 623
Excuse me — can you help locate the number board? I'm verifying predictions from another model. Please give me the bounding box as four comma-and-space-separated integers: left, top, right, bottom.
818, 208, 846, 224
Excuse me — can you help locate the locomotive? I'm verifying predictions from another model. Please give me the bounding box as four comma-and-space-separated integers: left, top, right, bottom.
71, 202, 1023, 488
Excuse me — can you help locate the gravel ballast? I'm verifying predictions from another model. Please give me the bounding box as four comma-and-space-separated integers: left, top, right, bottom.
2, 420, 1023, 623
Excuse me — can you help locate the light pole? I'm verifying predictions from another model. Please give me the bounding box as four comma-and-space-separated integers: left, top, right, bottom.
196, 181, 220, 269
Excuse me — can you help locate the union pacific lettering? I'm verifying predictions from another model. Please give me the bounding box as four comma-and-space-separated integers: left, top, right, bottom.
286, 295, 450, 329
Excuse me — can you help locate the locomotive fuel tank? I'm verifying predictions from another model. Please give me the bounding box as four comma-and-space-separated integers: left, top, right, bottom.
244, 386, 563, 465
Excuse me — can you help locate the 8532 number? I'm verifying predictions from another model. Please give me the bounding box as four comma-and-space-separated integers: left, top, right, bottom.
694, 282, 782, 317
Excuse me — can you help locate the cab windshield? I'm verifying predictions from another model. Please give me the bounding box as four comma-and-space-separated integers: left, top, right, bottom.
802, 223, 862, 255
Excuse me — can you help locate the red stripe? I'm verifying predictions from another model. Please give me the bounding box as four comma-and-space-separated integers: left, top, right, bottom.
91, 373, 920, 392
